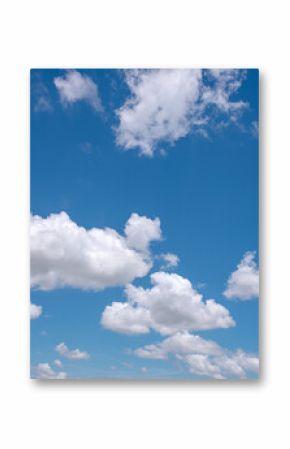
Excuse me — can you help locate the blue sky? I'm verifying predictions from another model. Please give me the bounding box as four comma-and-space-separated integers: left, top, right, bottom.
30, 69, 259, 380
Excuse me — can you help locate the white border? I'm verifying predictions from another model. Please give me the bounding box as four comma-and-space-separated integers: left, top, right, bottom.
0, 1, 288, 447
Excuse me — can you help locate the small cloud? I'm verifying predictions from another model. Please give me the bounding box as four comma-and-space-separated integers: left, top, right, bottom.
33, 363, 67, 380
140, 367, 148, 373
55, 342, 90, 360
35, 96, 53, 113
194, 282, 206, 290
223, 251, 259, 300
54, 70, 103, 112
30, 303, 42, 320
54, 359, 63, 368
157, 253, 179, 270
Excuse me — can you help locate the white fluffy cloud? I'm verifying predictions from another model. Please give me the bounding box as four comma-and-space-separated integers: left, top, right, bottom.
223, 251, 259, 300
30, 303, 42, 320
101, 302, 151, 335
125, 213, 162, 252
115, 69, 247, 156
134, 331, 222, 359
33, 363, 67, 379
54, 70, 103, 112
184, 351, 259, 379
31, 211, 162, 291
101, 271, 235, 335
55, 342, 90, 360
134, 332, 259, 379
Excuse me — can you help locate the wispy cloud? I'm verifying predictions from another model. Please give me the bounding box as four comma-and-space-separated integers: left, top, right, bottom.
157, 253, 179, 270
32, 80, 53, 113
80, 142, 93, 154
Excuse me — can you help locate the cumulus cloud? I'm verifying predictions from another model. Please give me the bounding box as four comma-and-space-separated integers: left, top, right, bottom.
158, 253, 179, 269
101, 271, 235, 336
31, 211, 162, 291
125, 213, 162, 252
223, 251, 259, 300
33, 363, 67, 379
101, 302, 151, 335
184, 351, 259, 379
184, 354, 225, 379
115, 69, 247, 156
55, 342, 90, 360
134, 331, 222, 360
30, 303, 42, 320
134, 332, 259, 379
54, 70, 103, 112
